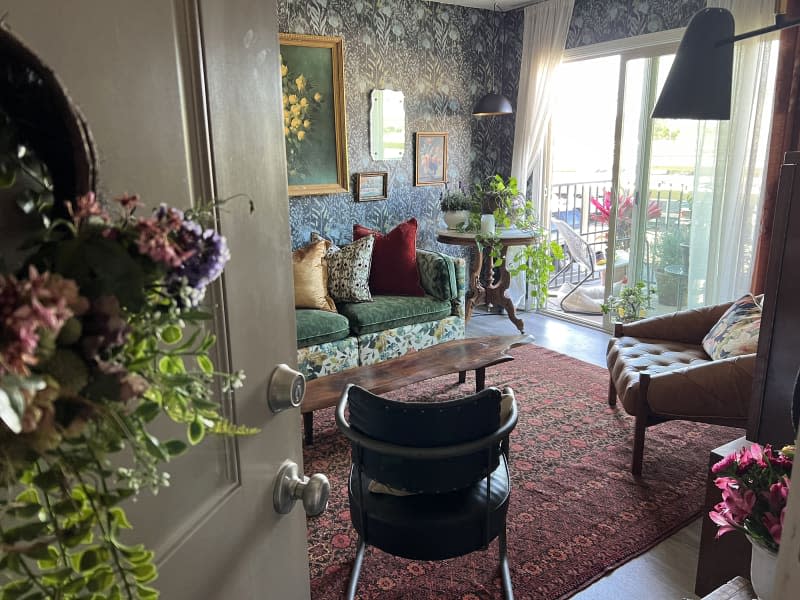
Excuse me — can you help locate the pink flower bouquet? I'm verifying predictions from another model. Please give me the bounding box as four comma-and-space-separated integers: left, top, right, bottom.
709, 443, 794, 553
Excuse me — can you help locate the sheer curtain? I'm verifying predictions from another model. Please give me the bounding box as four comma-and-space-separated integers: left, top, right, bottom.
688, 0, 777, 307
508, 0, 574, 307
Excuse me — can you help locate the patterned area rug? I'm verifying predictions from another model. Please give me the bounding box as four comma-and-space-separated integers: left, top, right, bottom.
305, 345, 740, 599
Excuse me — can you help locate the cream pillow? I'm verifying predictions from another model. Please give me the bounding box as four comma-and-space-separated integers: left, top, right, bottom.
322, 235, 375, 303
292, 239, 336, 312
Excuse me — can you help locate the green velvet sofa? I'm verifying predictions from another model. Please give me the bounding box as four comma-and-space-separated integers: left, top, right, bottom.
296, 249, 466, 381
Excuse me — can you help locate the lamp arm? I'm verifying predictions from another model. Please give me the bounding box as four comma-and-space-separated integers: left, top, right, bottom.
716, 14, 800, 47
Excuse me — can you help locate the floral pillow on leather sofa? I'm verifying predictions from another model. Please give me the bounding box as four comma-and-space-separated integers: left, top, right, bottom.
702, 293, 763, 360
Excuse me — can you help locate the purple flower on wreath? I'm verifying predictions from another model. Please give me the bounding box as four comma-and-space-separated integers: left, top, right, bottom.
168, 220, 230, 306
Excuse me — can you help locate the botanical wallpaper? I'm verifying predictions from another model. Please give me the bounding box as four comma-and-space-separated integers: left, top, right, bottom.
566, 0, 704, 48
280, 0, 519, 254
281, 0, 700, 252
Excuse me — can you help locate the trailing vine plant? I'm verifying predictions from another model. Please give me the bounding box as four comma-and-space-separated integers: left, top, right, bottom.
0, 124, 255, 598
460, 175, 564, 309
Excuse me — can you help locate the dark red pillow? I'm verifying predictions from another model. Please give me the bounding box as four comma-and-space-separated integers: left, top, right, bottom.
353, 218, 425, 296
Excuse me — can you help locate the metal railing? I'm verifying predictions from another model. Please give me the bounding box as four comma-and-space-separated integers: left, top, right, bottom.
548, 180, 692, 289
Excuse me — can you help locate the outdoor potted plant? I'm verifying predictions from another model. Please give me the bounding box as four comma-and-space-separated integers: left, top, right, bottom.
440, 187, 474, 230
601, 280, 652, 322
652, 225, 689, 307
708, 443, 794, 600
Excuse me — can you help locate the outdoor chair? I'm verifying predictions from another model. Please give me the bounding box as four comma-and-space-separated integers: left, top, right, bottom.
336, 384, 518, 600
550, 217, 627, 314
606, 302, 754, 476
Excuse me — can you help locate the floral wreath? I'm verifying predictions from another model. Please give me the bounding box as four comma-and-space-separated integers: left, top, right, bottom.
0, 190, 254, 599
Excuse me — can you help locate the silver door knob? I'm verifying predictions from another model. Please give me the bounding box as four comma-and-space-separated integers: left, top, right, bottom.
267, 364, 305, 413
273, 459, 329, 516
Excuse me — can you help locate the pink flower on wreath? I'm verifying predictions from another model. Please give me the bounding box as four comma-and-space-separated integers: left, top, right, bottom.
709, 507, 738, 538
711, 452, 737, 474
714, 476, 756, 524
766, 476, 790, 513
66, 192, 110, 227
134, 205, 195, 268
0, 267, 87, 376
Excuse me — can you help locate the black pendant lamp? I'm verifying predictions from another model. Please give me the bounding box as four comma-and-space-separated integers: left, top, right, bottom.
652, 4, 800, 120
474, 5, 513, 117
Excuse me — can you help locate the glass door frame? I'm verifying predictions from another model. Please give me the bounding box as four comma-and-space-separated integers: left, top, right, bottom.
541, 29, 683, 332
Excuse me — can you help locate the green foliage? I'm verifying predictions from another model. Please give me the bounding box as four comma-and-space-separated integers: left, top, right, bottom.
601, 281, 652, 322
652, 226, 689, 269
439, 189, 473, 212
459, 174, 563, 310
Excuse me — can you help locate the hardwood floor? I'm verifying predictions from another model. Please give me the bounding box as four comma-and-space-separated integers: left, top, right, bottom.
466, 307, 702, 600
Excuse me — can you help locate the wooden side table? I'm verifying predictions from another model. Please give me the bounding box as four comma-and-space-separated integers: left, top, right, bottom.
437, 229, 535, 334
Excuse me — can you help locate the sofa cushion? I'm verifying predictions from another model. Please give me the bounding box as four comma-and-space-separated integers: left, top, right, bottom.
339, 295, 452, 335
417, 249, 458, 301
702, 293, 763, 360
296, 309, 351, 348
324, 235, 374, 303
353, 218, 425, 297
293, 238, 336, 312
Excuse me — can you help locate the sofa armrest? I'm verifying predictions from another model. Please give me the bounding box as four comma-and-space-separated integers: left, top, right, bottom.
646, 353, 755, 420
617, 301, 734, 345
416, 249, 466, 317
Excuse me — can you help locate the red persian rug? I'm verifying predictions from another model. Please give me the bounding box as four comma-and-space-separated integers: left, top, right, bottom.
304, 345, 740, 600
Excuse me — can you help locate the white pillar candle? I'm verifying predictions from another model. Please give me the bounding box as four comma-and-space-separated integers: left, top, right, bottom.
480, 214, 495, 235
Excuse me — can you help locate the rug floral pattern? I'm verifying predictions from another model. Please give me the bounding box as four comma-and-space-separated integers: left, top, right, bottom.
304, 345, 740, 599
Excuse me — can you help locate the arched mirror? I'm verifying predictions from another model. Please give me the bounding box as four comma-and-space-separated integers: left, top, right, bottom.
370, 89, 404, 161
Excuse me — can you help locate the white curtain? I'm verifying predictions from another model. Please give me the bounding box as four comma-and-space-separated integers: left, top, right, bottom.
511, 0, 574, 197
508, 0, 574, 308
688, 0, 777, 307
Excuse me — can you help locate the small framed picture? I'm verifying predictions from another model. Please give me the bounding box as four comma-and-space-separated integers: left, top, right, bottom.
415, 131, 448, 186
355, 172, 388, 201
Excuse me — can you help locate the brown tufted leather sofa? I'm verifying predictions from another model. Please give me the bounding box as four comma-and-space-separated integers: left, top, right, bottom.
606, 302, 754, 476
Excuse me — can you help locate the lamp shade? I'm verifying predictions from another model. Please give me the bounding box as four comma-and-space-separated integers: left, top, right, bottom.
651, 8, 735, 120
472, 92, 513, 116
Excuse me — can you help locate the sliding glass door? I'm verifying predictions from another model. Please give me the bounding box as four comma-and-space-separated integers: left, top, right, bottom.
546, 34, 776, 330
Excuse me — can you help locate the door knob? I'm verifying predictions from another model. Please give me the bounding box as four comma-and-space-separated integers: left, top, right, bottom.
267, 364, 305, 413
273, 459, 329, 516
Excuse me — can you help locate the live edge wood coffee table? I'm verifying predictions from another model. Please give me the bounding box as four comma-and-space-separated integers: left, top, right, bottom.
301, 334, 533, 444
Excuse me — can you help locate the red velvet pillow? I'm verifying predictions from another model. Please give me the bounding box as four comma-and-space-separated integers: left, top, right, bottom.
353, 218, 425, 296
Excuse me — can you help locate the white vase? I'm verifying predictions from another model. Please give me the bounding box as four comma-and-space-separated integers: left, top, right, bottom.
442, 210, 469, 230
480, 214, 495, 235
749, 538, 778, 600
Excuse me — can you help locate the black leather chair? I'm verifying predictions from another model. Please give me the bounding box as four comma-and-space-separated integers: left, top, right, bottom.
335, 384, 518, 600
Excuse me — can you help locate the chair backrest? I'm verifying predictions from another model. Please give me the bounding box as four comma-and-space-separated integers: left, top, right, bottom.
552, 217, 595, 273
344, 385, 504, 493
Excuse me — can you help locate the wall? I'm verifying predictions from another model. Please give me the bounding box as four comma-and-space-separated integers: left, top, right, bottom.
279, 0, 519, 252
280, 0, 702, 252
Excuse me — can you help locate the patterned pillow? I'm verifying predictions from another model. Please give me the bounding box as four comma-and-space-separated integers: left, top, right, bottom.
316, 234, 374, 303
702, 294, 763, 360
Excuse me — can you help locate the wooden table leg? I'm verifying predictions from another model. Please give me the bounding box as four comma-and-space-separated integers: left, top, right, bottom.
458, 371, 466, 384
484, 243, 525, 333
464, 244, 484, 323
475, 367, 485, 391
303, 412, 314, 445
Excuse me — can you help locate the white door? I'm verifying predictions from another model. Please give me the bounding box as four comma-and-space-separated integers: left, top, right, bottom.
4, 1, 313, 598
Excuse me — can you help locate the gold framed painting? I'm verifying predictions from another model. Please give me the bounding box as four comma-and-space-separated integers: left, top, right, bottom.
414, 131, 448, 186
280, 33, 349, 196
355, 172, 388, 201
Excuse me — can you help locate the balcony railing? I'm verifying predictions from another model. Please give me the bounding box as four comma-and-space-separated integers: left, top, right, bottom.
548, 179, 692, 289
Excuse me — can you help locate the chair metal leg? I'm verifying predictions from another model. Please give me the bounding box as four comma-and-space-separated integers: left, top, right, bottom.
458, 370, 466, 384
346, 537, 366, 600
499, 526, 514, 600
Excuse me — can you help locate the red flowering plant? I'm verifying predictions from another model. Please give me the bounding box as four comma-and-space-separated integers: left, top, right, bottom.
708, 443, 794, 554
0, 188, 255, 598
589, 190, 662, 243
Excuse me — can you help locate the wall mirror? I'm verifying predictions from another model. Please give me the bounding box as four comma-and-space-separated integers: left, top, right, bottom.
370, 89, 404, 161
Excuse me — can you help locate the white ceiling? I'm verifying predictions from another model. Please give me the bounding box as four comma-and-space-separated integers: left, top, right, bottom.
427, 0, 538, 11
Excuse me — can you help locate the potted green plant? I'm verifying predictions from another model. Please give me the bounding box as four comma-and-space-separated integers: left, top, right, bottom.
601, 280, 652, 322
473, 174, 524, 229
439, 188, 474, 230
652, 226, 689, 307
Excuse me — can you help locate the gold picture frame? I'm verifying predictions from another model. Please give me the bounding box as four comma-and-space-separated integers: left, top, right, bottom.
414, 131, 448, 186
355, 172, 388, 201
280, 33, 349, 196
